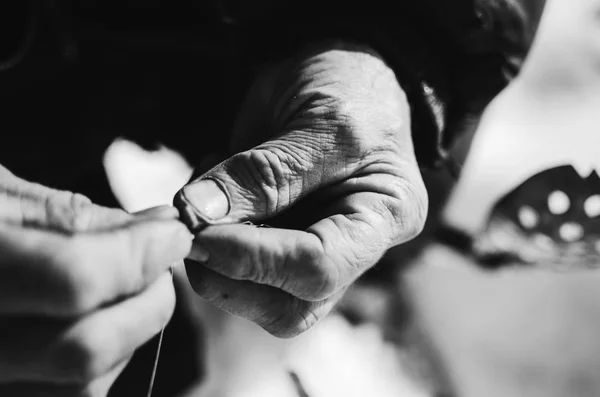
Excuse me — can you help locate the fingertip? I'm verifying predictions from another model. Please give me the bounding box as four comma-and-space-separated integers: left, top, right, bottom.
168, 220, 195, 260
188, 240, 210, 263
129, 219, 194, 281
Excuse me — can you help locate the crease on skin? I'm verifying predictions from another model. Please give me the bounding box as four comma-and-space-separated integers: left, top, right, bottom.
270, 294, 326, 338
47, 192, 94, 233
379, 197, 415, 244
260, 147, 313, 207
305, 216, 354, 283
277, 87, 343, 131
331, 212, 385, 268
266, 229, 308, 293
292, 302, 315, 337
265, 149, 293, 215
334, 164, 425, 229
246, 151, 280, 218
302, 238, 341, 300
269, 232, 300, 291
228, 146, 314, 217
1, 181, 48, 227
358, 201, 403, 245
270, 135, 325, 172
258, 303, 294, 336
4, 178, 106, 233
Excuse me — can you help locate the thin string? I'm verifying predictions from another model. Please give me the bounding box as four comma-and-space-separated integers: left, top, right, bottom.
146, 266, 174, 397
146, 326, 166, 397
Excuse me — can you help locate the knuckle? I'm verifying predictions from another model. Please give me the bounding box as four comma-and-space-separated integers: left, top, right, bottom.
307, 261, 339, 301
226, 149, 299, 216
6, 180, 94, 232
227, 150, 281, 215
297, 238, 339, 300
390, 178, 428, 242
45, 191, 94, 233
315, 265, 340, 300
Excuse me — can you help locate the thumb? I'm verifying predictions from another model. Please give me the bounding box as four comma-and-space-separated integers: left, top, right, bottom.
174, 133, 352, 232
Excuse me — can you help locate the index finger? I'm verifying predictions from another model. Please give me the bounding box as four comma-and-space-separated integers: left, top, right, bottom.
0, 219, 192, 316
188, 178, 426, 301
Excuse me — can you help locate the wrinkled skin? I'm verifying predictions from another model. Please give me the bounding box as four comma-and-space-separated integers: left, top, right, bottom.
0, 166, 192, 396
176, 41, 428, 338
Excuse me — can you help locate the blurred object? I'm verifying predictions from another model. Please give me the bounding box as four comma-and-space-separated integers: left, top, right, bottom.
176, 285, 429, 397
103, 138, 194, 213
104, 138, 202, 397
472, 165, 600, 269
284, 316, 428, 397
443, 0, 600, 235
405, 244, 600, 397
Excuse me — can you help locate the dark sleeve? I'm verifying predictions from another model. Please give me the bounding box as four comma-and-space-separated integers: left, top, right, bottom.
0, 1, 33, 72
228, 0, 546, 169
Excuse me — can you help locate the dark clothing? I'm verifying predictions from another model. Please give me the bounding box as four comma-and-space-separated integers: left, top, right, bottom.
0, 1, 545, 396
1, 0, 544, 175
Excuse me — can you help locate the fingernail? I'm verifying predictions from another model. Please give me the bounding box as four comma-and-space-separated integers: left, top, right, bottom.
181, 179, 230, 221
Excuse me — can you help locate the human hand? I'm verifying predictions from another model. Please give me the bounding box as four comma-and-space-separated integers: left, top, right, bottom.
175, 41, 428, 337
0, 166, 192, 396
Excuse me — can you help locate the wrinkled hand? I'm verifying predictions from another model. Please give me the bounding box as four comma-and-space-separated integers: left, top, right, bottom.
0, 166, 192, 396
175, 42, 428, 337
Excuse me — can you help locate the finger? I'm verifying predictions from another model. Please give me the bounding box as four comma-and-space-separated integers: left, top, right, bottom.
0, 273, 174, 384
0, 220, 190, 316
173, 133, 360, 231
131, 205, 179, 221
0, 176, 132, 232
185, 261, 341, 338
0, 359, 129, 397
188, 183, 426, 301
0, 173, 181, 233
